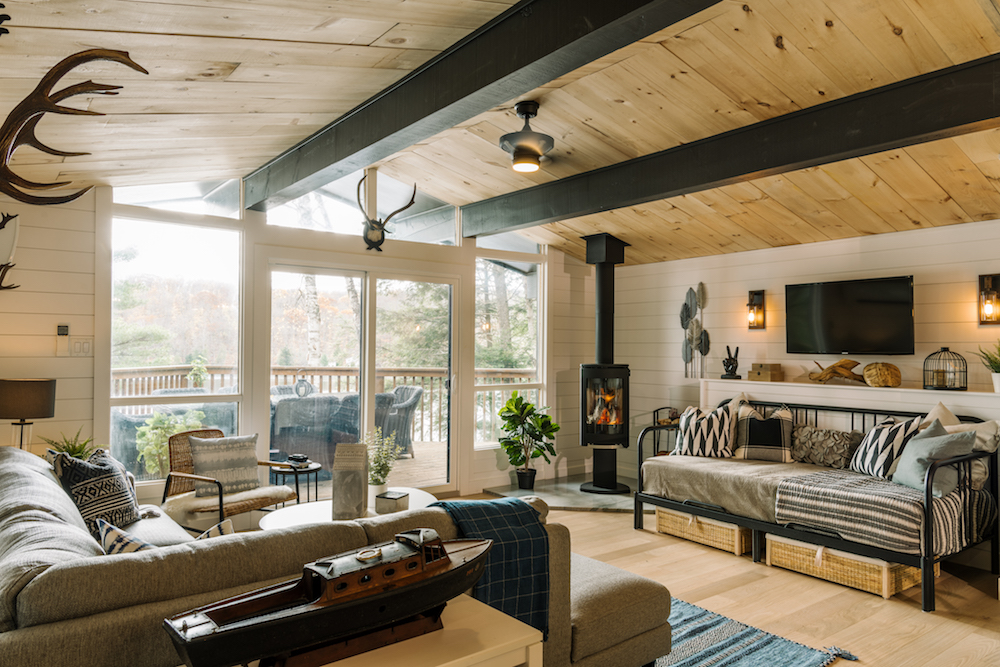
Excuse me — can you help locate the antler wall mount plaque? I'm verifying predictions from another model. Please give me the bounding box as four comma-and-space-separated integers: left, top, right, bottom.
0, 48, 148, 206
355, 174, 417, 251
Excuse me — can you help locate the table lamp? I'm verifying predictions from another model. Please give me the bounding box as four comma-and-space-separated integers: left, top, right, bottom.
0, 379, 56, 449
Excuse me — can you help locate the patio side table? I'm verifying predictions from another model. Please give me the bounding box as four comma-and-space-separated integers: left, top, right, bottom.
270, 461, 321, 505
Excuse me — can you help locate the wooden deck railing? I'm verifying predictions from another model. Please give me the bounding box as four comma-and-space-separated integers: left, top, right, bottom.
112, 365, 536, 442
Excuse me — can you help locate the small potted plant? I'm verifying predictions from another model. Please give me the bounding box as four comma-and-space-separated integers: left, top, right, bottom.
366, 427, 399, 509
498, 391, 560, 490
972, 340, 1000, 392
40, 426, 97, 459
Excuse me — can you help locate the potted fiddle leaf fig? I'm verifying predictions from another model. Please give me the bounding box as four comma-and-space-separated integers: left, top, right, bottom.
498, 391, 560, 490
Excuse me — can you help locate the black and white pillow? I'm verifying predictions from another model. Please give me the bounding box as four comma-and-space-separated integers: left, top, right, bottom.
675, 404, 736, 457
849, 416, 922, 479
733, 404, 793, 462
51, 449, 140, 537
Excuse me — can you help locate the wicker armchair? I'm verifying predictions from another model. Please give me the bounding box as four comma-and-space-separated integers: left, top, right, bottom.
160, 429, 296, 531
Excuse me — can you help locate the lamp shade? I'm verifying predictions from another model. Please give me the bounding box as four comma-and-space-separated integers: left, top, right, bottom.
0, 379, 57, 419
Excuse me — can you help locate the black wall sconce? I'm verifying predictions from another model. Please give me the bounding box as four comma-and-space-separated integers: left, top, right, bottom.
747, 290, 765, 330
980, 275, 999, 325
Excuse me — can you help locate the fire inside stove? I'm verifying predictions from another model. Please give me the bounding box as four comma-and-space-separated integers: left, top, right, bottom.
585, 378, 625, 433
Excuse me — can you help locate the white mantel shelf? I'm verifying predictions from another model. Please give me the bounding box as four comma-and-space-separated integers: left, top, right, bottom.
700, 378, 1000, 422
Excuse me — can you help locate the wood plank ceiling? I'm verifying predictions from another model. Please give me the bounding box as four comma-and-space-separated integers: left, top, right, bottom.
4, 0, 1000, 265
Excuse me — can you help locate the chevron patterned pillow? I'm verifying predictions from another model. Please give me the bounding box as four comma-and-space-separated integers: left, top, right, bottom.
51, 449, 140, 538
676, 403, 736, 457
849, 416, 922, 478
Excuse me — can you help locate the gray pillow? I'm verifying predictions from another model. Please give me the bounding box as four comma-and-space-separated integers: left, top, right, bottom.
791, 424, 863, 469
189, 434, 260, 497
891, 420, 976, 497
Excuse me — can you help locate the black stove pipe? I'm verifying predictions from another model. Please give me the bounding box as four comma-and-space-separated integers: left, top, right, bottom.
595, 261, 614, 365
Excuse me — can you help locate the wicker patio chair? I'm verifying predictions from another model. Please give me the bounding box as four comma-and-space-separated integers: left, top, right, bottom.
384, 386, 423, 458
160, 429, 296, 531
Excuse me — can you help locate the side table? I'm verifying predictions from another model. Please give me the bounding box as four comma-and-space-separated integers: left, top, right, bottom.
270, 462, 321, 505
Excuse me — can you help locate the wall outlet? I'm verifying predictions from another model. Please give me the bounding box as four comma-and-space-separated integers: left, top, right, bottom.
69, 336, 94, 357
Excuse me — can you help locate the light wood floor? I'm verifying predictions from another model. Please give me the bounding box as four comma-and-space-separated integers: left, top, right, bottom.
550, 509, 1000, 667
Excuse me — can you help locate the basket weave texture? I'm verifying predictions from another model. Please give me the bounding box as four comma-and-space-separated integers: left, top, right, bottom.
656, 508, 751, 555
766, 535, 938, 599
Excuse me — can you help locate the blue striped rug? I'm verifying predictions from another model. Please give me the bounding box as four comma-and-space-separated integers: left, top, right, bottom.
658, 599, 854, 667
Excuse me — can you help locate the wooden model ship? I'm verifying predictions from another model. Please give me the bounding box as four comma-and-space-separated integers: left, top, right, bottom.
164, 529, 492, 667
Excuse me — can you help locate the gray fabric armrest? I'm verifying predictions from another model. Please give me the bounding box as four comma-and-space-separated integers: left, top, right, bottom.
15, 521, 367, 628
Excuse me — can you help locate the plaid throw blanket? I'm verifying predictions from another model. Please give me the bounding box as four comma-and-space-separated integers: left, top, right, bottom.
775, 469, 996, 557
432, 498, 549, 638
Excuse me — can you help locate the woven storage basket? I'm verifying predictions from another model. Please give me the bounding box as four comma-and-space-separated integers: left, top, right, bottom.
656, 508, 751, 555
765, 534, 938, 599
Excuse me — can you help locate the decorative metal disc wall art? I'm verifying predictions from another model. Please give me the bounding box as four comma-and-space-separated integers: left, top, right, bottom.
680, 283, 710, 378
0, 49, 148, 206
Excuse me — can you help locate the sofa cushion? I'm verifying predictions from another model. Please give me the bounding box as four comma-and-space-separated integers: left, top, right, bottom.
850, 416, 922, 478
569, 553, 671, 662
733, 404, 793, 462
189, 434, 260, 497
121, 506, 196, 547
16, 521, 368, 628
50, 449, 140, 536
641, 455, 824, 522
0, 448, 104, 633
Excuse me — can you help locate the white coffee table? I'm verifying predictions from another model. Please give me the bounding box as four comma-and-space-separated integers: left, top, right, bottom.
259, 486, 438, 530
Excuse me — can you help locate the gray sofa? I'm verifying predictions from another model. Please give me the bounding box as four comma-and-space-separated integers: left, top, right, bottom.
0, 446, 671, 667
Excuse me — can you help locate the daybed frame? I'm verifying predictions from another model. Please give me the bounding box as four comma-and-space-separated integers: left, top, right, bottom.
634, 400, 1000, 612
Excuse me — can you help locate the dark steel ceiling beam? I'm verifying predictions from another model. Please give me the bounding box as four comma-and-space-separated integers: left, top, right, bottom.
243, 0, 724, 211
461, 53, 1000, 237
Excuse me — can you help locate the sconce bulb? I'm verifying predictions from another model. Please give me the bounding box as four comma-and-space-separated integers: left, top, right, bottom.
748, 311, 755, 324
986, 302, 994, 316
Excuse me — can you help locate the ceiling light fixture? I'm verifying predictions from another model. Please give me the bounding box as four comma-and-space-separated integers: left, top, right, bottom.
499, 100, 554, 173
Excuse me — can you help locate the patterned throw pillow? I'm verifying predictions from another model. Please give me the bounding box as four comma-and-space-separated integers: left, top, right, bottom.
676, 403, 736, 457
791, 425, 864, 469
849, 416, 922, 478
733, 404, 793, 462
189, 434, 261, 497
51, 449, 140, 537
98, 518, 234, 554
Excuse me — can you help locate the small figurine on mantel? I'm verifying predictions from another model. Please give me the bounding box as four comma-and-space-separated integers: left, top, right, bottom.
722, 346, 741, 379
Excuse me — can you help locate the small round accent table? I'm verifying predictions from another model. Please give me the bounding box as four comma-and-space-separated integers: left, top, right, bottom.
269, 462, 322, 505
259, 487, 437, 530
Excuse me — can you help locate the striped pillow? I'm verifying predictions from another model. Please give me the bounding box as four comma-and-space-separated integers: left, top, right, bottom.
676, 404, 736, 457
849, 416, 922, 478
189, 434, 260, 497
97, 518, 155, 554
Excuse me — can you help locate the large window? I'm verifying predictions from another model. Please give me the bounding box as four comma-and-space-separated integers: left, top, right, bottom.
109, 217, 241, 481
474, 256, 541, 445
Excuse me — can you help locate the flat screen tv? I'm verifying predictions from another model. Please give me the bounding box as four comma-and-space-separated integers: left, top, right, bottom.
785, 276, 914, 355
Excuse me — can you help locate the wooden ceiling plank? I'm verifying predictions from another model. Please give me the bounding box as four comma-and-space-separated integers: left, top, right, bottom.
904, 139, 1000, 221
649, 197, 772, 253
662, 23, 801, 122
818, 160, 934, 232
717, 181, 836, 244
701, 3, 846, 106
371, 23, 473, 51
641, 200, 758, 255
689, 188, 803, 248
460, 53, 1000, 237
751, 173, 861, 240
898, 0, 1000, 62
376, 152, 483, 206
619, 45, 760, 138
244, 0, 727, 210
858, 149, 972, 225
524, 90, 644, 165
951, 128, 1000, 165
782, 167, 898, 236
749, 0, 897, 95
822, 0, 954, 79
613, 206, 730, 259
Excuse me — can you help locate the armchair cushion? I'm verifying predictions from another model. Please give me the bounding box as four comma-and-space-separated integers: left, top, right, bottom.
189, 434, 260, 497
50, 450, 140, 537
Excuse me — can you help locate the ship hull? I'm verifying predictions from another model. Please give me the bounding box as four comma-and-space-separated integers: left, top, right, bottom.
165, 539, 490, 667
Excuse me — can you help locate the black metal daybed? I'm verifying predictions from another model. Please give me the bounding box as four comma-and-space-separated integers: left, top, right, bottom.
634, 400, 1000, 612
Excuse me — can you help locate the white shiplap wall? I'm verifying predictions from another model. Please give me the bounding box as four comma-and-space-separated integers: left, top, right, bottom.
0, 192, 96, 452
615, 217, 1000, 477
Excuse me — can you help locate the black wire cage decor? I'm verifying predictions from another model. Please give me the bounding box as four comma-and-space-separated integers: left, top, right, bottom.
922, 347, 967, 391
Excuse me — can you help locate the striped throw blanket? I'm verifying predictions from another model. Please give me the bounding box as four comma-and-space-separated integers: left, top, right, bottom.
775, 470, 996, 557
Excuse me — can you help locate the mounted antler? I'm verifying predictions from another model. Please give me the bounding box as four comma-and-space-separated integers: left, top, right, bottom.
0, 212, 15, 230
355, 174, 417, 251
0, 48, 148, 206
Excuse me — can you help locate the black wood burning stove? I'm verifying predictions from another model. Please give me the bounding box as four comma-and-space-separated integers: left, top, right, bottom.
580, 233, 630, 494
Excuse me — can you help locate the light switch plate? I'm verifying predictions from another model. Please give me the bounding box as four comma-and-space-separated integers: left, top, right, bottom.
69, 336, 94, 357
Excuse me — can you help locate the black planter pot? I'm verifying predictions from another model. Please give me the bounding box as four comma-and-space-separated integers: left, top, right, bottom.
516, 468, 537, 490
